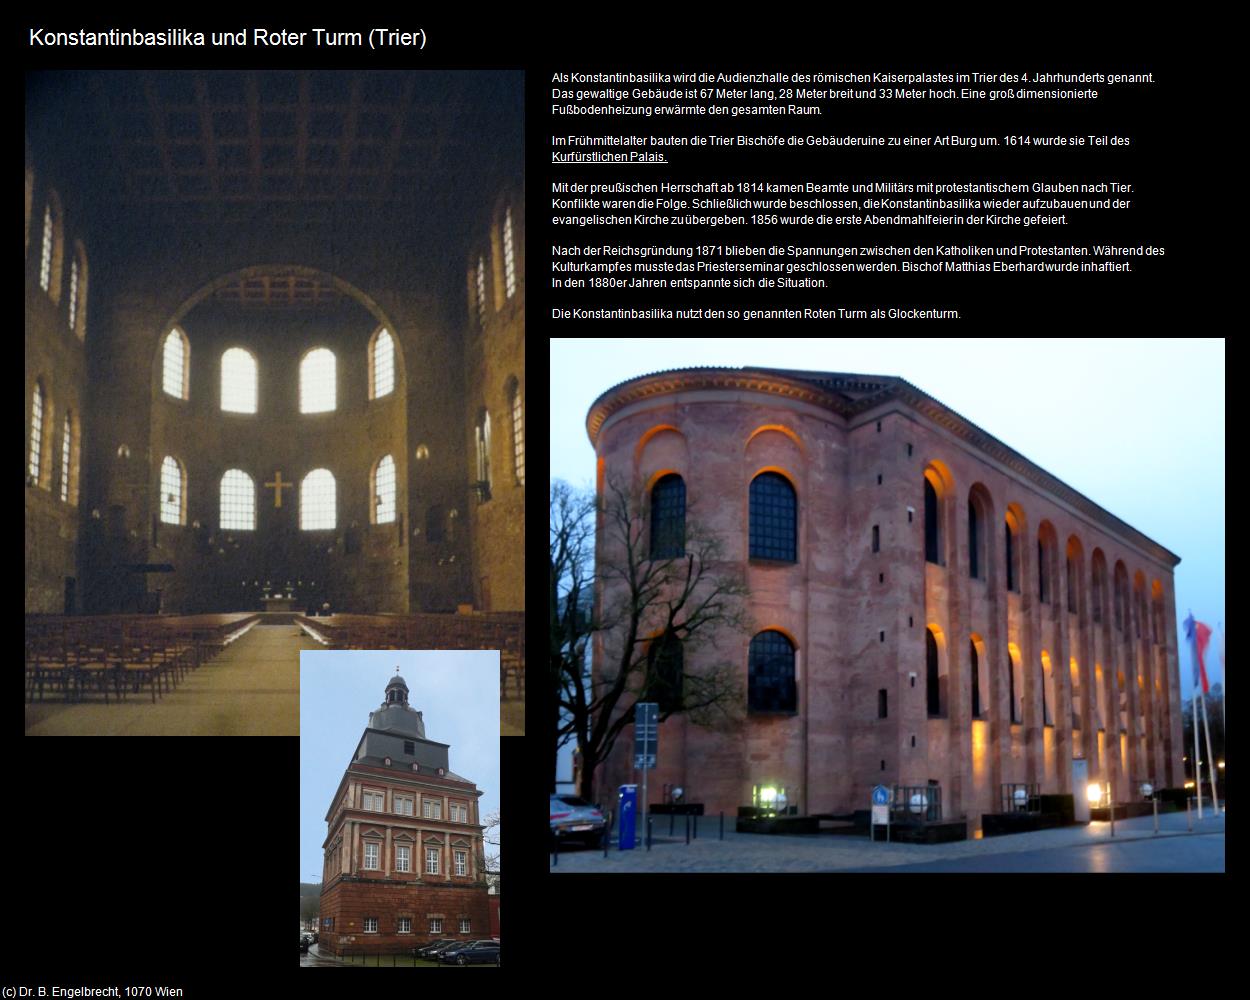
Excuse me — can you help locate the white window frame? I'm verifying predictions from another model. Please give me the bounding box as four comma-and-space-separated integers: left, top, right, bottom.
398, 917, 411, 934
426, 847, 439, 875
454, 850, 466, 876
430, 918, 442, 934
363, 842, 379, 870
364, 917, 378, 933
423, 799, 442, 820
362, 788, 385, 811
396, 845, 410, 873
459, 917, 470, 934
394, 794, 413, 816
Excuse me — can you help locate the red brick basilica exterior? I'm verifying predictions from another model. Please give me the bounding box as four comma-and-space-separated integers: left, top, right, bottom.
588, 367, 1185, 833
319, 672, 490, 955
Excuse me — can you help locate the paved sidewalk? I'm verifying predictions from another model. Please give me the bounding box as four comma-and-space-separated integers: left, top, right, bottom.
549, 808, 1226, 873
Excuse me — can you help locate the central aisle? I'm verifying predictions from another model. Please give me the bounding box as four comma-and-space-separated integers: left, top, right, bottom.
24, 624, 317, 736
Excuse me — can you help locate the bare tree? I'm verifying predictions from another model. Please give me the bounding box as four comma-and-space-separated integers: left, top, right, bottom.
551, 476, 749, 803
481, 810, 500, 873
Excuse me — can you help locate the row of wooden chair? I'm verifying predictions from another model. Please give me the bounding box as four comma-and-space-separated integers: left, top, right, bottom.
297, 613, 525, 698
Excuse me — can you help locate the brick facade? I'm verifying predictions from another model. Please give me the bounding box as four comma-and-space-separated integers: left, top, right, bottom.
588, 368, 1185, 832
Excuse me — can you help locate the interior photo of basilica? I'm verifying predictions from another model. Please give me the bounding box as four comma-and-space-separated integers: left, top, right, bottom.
24, 70, 524, 736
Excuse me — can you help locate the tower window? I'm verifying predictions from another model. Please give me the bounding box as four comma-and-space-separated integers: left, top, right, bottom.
403, 741, 414, 754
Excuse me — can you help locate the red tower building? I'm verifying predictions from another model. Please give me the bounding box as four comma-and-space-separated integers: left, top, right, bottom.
319, 672, 491, 956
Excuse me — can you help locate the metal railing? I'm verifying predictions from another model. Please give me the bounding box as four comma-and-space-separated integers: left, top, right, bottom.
1000, 783, 1041, 813
891, 785, 942, 823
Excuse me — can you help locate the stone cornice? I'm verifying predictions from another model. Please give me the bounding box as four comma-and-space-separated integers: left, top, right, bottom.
586, 366, 1181, 569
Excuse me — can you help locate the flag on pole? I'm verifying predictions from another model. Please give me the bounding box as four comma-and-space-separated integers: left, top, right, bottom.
1183, 612, 1212, 694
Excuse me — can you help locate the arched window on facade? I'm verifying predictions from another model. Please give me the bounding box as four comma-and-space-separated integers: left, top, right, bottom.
968, 498, 980, 579
68, 240, 89, 340
924, 477, 940, 564
372, 454, 396, 525
60, 410, 80, 505
1070, 657, 1082, 730
1038, 539, 1049, 603
29, 380, 47, 487
970, 639, 982, 718
1037, 522, 1058, 606
1041, 651, 1054, 726
300, 348, 336, 413
300, 469, 336, 530
649, 473, 686, 559
475, 255, 487, 328
503, 205, 517, 299
749, 472, 796, 562
646, 630, 684, 714
39, 190, 63, 300
220, 469, 255, 531
926, 627, 942, 717
369, 328, 394, 400
163, 328, 190, 400
474, 409, 492, 497
221, 347, 258, 413
506, 376, 523, 485
748, 630, 796, 713
1008, 646, 1023, 724
160, 456, 186, 525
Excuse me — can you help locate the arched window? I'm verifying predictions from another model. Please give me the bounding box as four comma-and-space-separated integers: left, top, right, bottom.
926, 628, 941, 717
372, 454, 396, 525
474, 409, 491, 494
1041, 651, 1054, 726
507, 376, 524, 485
646, 631, 684, 713
503, 206, 517, 299
968, 498, 980, 579
29, 380, 47, 486
300, 469, 336, 530
163, 328, 189, 400
1038, 539, 1049, 603
39, 191, 63, 300
749, 472, 796, 562
1070, 657, 1082, 730
475, 255, 487, 328
1008, 646, 1023, 724
649, 474, 685, 558
748, 630, 796, 713
68, 255, 79, 334
60, 411, 73, 504
924, 477, 940, 564
1004, 520, 1017, 592
221, 347, 258, 413
220, 469, 255, 530
160, 456, 186, 525
300, 348, 336, 413
370, 328, 394, 399
970, 640, 981, 718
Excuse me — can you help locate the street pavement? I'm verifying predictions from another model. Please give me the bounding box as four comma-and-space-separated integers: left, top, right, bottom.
548, 807, 1225, 873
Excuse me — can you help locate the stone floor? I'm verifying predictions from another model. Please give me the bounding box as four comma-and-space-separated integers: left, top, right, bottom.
24, 624, 315, 736
549, 808, 1226, 873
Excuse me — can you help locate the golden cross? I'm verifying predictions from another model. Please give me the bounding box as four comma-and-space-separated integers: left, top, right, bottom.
265, 471, 292, 508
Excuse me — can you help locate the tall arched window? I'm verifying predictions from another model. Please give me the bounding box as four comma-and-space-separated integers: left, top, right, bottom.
221, 347, 258, 413
370, 328, 394, 399
160, 456, 185, 525
71, 241, 88, 340
749, 472, 796, 562
970, 640, 981, 718
924, 477, 940, 564
748, 630, 796, 713
475, 256, 487, 328
926, 628, 941, 716
507, 376, 524, 485
300, 469, 336, 530
1041, 651, 1054, 725
220, 469, 255, 530
300, 348, 336, 413
968, 498, 980, 579
649, 474, 685, 558
29, 380, 46, 486
60, 412, 72, 503
163, 328, 189, 400
372, 454, 396, 524
68, 255, 79, 333
474, 409, 491, 494
1008, 646, 1023, 724
646, 630, 684, 713
503, 206, 517, 299
39, 191, 63, 299
1004, 520, 1017, 592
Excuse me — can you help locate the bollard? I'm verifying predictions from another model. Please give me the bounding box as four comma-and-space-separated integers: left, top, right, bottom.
686, 813, 690, 844
720, 811, 724, 840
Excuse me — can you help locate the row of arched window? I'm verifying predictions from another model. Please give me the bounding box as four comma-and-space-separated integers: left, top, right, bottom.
161, 328, 396, 411
650, 466, 1166, 641
470, 203, 519, 330
157, 457, 398, 531
643, 628, 798, 715
26, 174, 89, 342
28, 379, 80, 504
474, 376, 525, 495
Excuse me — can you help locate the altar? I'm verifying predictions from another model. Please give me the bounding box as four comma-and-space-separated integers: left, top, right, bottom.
262, 596, 298, 612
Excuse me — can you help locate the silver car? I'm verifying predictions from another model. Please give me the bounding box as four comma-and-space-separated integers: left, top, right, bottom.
550, 794, 606, 848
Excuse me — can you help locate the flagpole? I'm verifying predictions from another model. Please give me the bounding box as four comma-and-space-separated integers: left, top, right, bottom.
1188, 613, 1203, 819
1200, 683, 1221, 815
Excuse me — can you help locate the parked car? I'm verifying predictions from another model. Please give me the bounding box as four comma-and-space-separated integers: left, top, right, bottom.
439, 940, 500, 966
414, 939, 459, 959
550, 794, 606, 848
